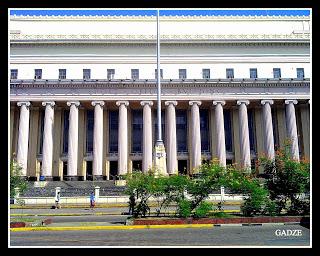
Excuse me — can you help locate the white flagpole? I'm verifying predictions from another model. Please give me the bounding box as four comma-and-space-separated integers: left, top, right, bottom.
156, 9, 162, 144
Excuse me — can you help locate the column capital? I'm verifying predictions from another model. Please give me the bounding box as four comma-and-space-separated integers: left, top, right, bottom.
261, 100, 274, 105
91, 101, 105, 107
42, 101, 55, 107
116, 101, 129, 107
67, 101, 80, 107
165, 101, 178, 106
189, 100, 202, 106
17, 101, 31, 107
140, 101, 154, 107
212, 100, 226, 106
285, 99, 298, 105
237, 100, 250, 106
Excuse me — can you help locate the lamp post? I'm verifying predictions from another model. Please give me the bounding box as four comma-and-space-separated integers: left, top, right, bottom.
153, 9, 167, 176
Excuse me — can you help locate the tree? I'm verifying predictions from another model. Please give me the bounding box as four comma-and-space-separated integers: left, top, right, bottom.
10, 160, 28, 198
258, 142, 310, 215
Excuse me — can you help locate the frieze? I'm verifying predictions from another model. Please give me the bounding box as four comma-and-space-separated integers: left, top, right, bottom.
10, 79, 310, 98
10, 33, 310, 42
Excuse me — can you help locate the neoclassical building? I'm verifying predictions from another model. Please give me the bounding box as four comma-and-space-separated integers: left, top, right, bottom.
9, 14, 310, 181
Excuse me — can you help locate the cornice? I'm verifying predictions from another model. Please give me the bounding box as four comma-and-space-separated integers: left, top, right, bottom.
10, 14, 310, 22
10, 32, 310, 44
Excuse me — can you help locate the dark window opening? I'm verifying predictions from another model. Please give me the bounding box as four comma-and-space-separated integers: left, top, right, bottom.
132, 161, 142, 172
11, 69, 18, 79
63, 162, 68, 177
86, 110, 94, 153
62, 110, 69, 154
132, 110, 143, 153
39, 110, 45, 154
34, 69, 42, 79
109, 111, 118, 153
155, 69, 163, 79
250, 68, 258, 78
224, 109, 233, 152
248, 109, 256, 152
83, 69, 91, 79
131, 69, 139, 79
176, 110, 187, 152
200, 109, 210, 152
107, 69, 115, 79
109, 161, 118, 179
86, 161, 93, 180
273, 68, 281, 78
178, 160, 188, 175
179, 69, 187, 79
202, 69, 210, 79
297, 68, 304, 79
59, 69, 66, 79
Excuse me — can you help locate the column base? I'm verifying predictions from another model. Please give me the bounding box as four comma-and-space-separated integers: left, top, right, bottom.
63, 176, 82, 181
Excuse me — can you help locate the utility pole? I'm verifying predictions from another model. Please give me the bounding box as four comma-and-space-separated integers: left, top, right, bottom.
153, 9, 167, 176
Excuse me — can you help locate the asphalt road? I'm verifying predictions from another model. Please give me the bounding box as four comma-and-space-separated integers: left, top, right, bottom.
10, 224, 310, 247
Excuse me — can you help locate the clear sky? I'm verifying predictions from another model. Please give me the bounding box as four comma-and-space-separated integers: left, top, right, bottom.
10, 9, 310, 16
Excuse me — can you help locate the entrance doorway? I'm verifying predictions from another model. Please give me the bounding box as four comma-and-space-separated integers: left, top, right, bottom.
109, 161, 118, 180
132, 160, 142, 172
86, 161, 93, 180
178, 160, 188, 175
63, 161, 67, 180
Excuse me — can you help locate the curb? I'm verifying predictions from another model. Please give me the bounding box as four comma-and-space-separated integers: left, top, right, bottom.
10, 224, 214, 232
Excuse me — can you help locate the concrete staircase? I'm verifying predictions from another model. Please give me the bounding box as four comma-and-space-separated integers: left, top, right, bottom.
20, 181, 126, 197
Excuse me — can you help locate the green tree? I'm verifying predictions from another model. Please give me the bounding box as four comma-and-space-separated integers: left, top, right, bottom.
10, 160, 28, 198
258, 142, 310, 215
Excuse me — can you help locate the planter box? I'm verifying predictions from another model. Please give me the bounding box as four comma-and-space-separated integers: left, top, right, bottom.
131, 216, 309, 225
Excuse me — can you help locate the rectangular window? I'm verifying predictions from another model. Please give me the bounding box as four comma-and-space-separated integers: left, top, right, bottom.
131, 69, 139, 79
224, 109, 233, 152
202, 69, 210, 79
155, 69, 163, 79
107, 69, 115, 79
273, 68, 281, 78
226, 68, 234, 78
59, 69, 66, 79
86, 110, 94, 153
200, 110, 210, 152
83, 69, 91, 79
109, 111, 118, 153
132, 110, 143, 153
297, 68, 304, 79
179, 69, 187, 79
62, 110, 69, 154
250, 68, 258, 79
34, 69, 42, 79
10, 69, 18, 79
176, 110, 188, 152
247, 109, 256, 152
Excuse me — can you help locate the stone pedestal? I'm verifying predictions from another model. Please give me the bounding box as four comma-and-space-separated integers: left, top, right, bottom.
153, 142, 167, 176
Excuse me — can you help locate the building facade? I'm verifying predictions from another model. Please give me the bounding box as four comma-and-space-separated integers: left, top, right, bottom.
9, 14, 310, 181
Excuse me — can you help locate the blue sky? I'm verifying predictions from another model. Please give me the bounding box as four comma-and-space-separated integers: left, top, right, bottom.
10, 9, 310, 16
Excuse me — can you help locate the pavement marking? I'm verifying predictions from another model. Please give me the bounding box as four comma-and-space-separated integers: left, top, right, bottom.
10, 224, 214, 232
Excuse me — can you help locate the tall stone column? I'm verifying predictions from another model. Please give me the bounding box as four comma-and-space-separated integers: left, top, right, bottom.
261, 100, 275, 160
189, 101, 202, 172
165, 101, 178, 174
116, 101, 129, 175
66, 101, 80, 180
285, 100, 299, 160
213, 101, 226, 167
140, 101, 153, 173
92, 101, 105, 180
237, 100, 251, 169
16, 101, 31, 176
41, 101, 55, 180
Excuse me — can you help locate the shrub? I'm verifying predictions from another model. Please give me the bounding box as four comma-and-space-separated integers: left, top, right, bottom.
10, 160, 28, 198
193, 201, 213, 218
177, 199, 192, 218
258, 142, 310, 215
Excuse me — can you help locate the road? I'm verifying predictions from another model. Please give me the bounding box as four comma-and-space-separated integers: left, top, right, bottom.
10, 225, 310, 246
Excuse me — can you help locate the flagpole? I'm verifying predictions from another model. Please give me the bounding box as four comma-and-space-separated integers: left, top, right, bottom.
156, 9, 162, 144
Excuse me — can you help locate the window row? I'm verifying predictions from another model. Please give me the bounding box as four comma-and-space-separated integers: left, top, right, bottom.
10, 67, 306, 80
